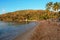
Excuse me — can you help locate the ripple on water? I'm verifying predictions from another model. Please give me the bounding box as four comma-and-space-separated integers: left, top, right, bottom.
0, 21, 37, 40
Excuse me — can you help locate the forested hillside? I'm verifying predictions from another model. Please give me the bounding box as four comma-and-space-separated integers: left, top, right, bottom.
0, 2, 60, 23
0, 10, 60, 23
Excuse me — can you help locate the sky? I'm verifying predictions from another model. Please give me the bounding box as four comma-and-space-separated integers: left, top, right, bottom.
0, 0, 60, 14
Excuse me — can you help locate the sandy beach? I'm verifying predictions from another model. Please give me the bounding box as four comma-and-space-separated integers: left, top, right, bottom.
13, 20, 60, 40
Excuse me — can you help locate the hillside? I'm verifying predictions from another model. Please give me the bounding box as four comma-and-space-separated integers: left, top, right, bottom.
0, 10, 59, 23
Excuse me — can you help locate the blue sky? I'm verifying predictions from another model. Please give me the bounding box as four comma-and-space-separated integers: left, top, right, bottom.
0, 0, 60, 14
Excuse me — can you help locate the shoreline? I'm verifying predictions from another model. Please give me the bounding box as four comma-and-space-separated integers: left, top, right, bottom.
13, 19, 60, 40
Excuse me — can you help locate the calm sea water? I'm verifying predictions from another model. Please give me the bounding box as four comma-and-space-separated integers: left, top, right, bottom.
0, 21, 37, 40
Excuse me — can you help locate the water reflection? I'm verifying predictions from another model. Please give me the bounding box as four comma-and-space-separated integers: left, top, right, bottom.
0, 21, 37, 40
